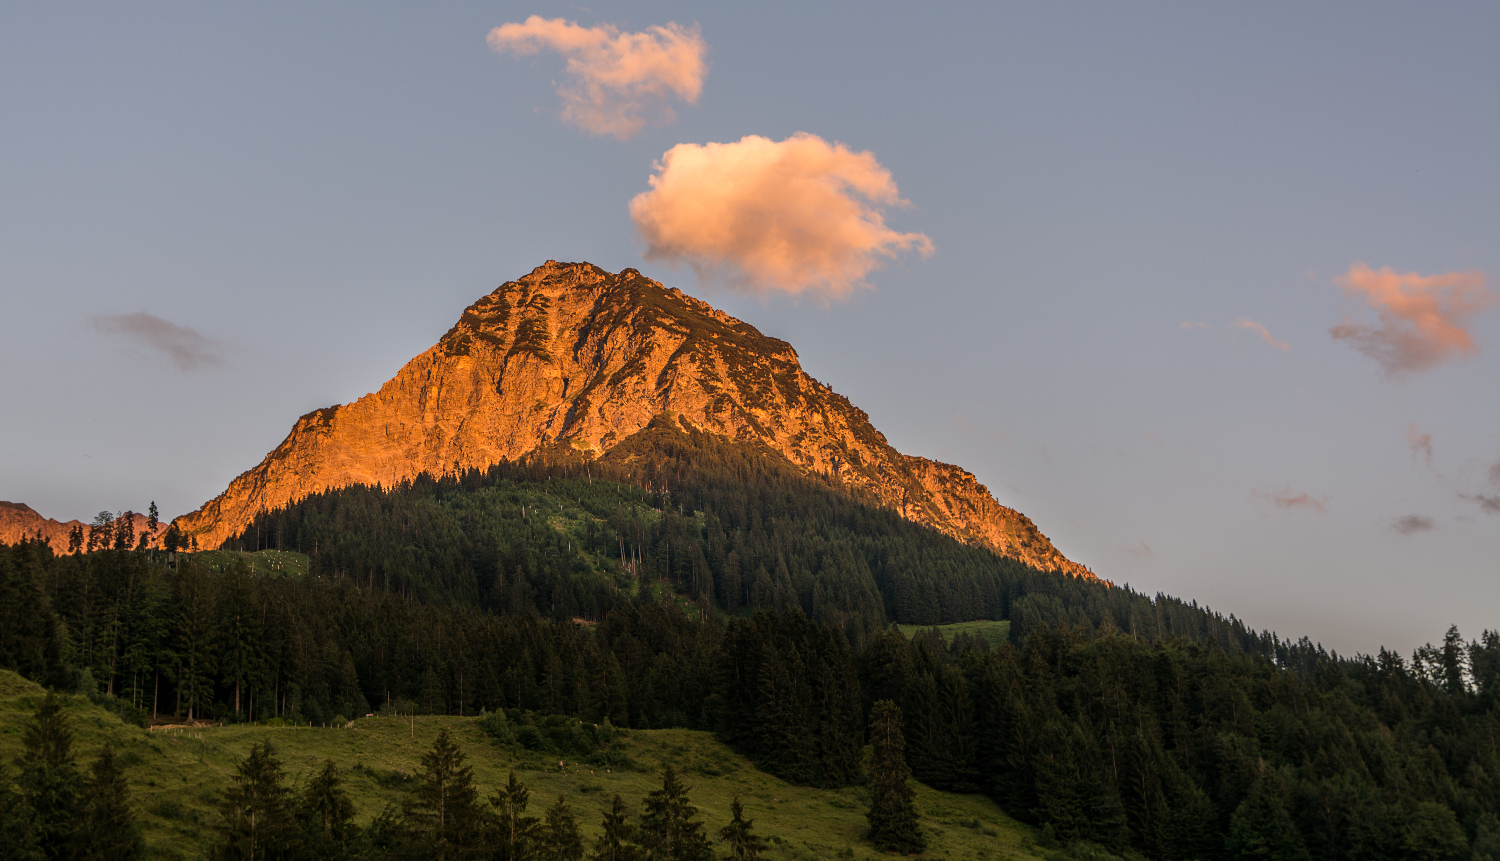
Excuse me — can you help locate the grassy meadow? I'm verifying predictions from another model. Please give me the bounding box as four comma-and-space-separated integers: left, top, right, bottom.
0, 671, 1045, 861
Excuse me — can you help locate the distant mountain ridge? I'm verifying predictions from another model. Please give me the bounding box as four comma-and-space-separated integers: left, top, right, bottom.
0, 502, 155, 553
174, 261, 1096, 580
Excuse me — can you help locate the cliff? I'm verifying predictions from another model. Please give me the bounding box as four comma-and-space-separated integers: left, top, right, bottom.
173, 261, 1096, 579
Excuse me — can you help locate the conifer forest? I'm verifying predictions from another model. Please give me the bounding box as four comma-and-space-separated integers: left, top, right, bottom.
0, 422, 1494, 859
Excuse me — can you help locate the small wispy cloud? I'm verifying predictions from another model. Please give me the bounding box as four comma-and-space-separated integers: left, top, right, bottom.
1489, 456, 1500, 486
1459, 493, 1500, 515
1330, 263, 1495, 377
1119, 542, 1153, 559
487, 16, 708, 140
1391, 514, 1435, 535
1180, 321, 1210, 330
91, 312, 223, 371
1231, 317, 1291, 351
1253, 485, 1328, 512
1405, 423, 1434, 469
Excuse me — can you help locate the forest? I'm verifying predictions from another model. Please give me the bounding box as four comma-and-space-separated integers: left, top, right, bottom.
0, 418, 1493, 858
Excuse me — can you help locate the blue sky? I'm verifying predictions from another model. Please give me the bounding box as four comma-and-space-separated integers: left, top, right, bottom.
1, 2, 1495, 656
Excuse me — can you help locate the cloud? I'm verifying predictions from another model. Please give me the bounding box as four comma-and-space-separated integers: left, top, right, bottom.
1459, 493, 1500, 515
1490, 457, 1500, 486
1119, 542, 1153, 559
1330, 263, 1495, 376
487, 16, 707, 140
1180, 321, 1210, 330
1231, 317, 1290, 351
1405, 423, 1434, 469
1253, 486, 1328, 512
1391, 514, 1435, 535
91, 312, 223, 370
630, 133, 934, 300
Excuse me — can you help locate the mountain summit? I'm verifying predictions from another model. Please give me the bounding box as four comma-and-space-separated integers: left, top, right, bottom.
175, 261, 1094, 579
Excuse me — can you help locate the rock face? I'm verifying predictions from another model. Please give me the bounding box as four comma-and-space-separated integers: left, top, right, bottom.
0, 502, 157, 554
174, 262, 1096, 579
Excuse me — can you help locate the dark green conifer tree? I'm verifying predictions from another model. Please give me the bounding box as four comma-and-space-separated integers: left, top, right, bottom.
866, 699, 923, 854
79, 744, 142, 861
405, 729, 485, 860
0, 761, 41, 860
19, 692, 81, 860
717, 798, 768, 861
591, 795, 640, 861
637, 766, 712, 861
490, 770, 540, 861
1225, 777, 1310, 861
297, 759, 358, 859
539, 795, 584, 861
212, 742, 295, 861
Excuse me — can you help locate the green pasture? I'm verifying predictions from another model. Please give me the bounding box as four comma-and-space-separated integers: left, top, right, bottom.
0, 671, 1044, 861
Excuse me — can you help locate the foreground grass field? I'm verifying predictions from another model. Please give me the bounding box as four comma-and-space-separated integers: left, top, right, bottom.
0, 671, 1045, 861
895, 621, 1011, 649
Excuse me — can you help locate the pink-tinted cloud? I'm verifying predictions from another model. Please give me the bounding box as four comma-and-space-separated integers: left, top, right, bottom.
1330, 263, 1495, 376
1231, 317, 1291, 351
1405, 423, 1433, 469
91, 312, 223, 370
630, 133, 934, 300
488, 16, 707, 140
1180, 321, 1210, 330
1119, 542, 1153, 559
1391, 514, 1435, 535
1253, 486, 1328, 512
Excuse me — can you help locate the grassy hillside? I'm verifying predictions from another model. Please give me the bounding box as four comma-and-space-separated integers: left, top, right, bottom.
193, 548, 309, 578
0, 671, 1045, 861
896, 620, 1011, 649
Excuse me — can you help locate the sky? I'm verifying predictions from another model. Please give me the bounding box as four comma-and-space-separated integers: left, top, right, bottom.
1, 2, 1495, 659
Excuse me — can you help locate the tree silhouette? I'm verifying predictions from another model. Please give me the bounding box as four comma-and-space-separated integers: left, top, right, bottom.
490, 770, 540, 861
80, 744, 143, 861
591, 795, 640, 861
866, 699, 923, 854
717, 797, 768, 861
405, 729, 485, 859
539, 795, 584, 861
19, 691, 81, 860
638, 766, 712, 861
213, 741, 294, 861
297, 759, 359, 858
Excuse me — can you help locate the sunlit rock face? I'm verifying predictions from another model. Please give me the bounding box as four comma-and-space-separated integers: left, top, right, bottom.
175, 261, 1096, 579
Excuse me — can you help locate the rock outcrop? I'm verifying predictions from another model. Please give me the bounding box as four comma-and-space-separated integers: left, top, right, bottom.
174, 262, 1096, 579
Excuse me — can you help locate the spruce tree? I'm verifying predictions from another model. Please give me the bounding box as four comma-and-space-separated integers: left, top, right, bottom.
490, 770, 540, 861
405, 729, 485, 859
212, 742, 294, 861
637, 766, 712, 861
297, 759, 358, 858
866, 700, 923, 854
79, 745, 142, 861
591, 795, 640, 861
0, 761, 40, 860
539, 795, 584, 861
19, 691, 81, 860
717, 798, 768, 861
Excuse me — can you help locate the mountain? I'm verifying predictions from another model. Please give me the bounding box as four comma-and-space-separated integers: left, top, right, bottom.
174, 261, 1094, 579
0, 502, 156, 553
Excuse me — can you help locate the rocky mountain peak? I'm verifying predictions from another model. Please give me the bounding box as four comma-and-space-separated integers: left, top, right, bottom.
173, 262, 1097, 580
